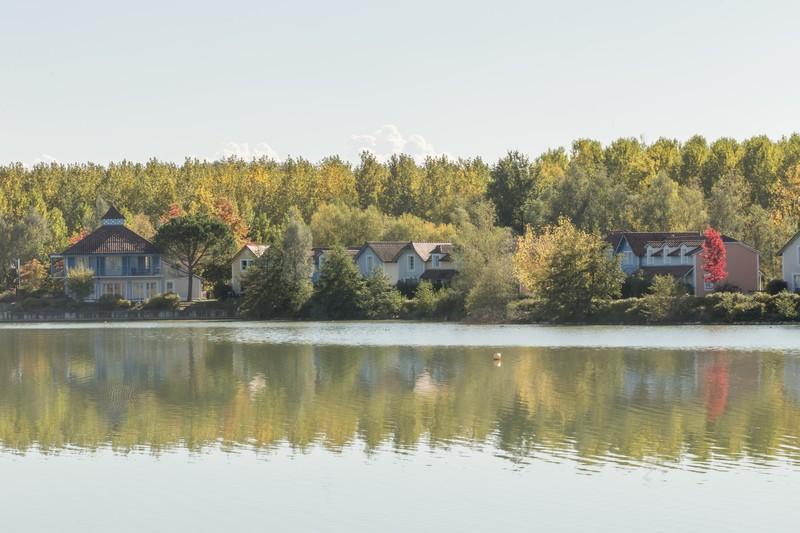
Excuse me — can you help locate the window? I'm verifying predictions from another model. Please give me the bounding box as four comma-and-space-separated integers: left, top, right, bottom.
106, 256, 122, 275
102, 282, 123, 297
621, 251, 633, 265
241, 260, 250, 271
704, 281, 714, 291
136, 255, 151, 273
797, 246, 800, 264
408, 255, 415, 271
432, 255, 440, 268
366, 255, 374, 272
132, 281, 158, 300
166, 281, 174, 293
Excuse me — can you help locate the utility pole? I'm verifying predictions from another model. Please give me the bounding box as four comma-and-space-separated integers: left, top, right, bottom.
15, 258, 20, 290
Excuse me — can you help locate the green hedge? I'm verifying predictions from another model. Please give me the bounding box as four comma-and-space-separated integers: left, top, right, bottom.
508, 291, 800, 324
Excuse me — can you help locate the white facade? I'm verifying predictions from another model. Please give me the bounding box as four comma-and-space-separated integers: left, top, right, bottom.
780, 231, 800, 292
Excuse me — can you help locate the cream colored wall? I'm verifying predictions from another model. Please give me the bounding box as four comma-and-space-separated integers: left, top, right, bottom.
231, 248, 258, 295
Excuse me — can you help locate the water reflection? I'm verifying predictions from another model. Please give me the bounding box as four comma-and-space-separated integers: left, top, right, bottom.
1, 327, 800, 470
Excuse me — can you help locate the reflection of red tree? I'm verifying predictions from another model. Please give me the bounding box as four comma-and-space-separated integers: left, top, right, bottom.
703, 356, 729, 422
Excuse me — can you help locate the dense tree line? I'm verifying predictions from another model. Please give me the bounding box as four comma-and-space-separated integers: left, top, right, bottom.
2, 134, 799, 288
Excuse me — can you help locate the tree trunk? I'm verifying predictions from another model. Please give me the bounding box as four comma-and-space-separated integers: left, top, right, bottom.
187, 265, 194, 302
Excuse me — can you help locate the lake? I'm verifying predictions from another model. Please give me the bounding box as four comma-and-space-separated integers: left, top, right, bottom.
1, 322, 800, 532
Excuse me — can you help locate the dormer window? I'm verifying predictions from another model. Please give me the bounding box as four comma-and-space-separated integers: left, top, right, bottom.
432, 254, 440, 268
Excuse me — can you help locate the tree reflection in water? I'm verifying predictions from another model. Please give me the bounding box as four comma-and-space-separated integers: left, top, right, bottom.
1, 327, 799, 470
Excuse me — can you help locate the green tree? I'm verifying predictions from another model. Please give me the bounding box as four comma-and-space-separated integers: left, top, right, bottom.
636, 172, 707, 231
679, 135, 710, 186
452, 201, 517, 321
279, 212, 314, 313
241, 211, 313, 318
487, 151, 534, 230
154, 214, 235, 301
707, 172, 751, 238
604, 137, 652, 188
513, 219, 624, 321
313, 246, 366, 319
362, 269, 402, 319
381, 154, 420, 216
542, 164, 632, 233
239, 247, 283, 318
354, 151, 387, 209
643, 274, 690, 322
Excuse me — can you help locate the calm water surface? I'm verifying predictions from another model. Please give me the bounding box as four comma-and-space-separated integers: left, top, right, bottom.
1, 322, 800, 532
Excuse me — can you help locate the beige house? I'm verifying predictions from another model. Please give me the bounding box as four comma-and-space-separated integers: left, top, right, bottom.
778, 231, 800, 292
231, 243, 268, 295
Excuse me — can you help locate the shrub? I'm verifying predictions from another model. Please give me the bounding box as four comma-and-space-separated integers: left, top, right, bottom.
640, 275, 692, 323
731, 300, 765, 322
767, 292, 800, 321
766, 279, 789, 295
411, 281, 438, 319
312, 246, 366, 319
98, 294, 133, 310
143, 292, 181, 310
17, 297, 51, 311
67, 266, 95, 301
621, 272, 652, 298
592, 298, 647, 324
396, 279, 419, 298
361, 270, 403, 319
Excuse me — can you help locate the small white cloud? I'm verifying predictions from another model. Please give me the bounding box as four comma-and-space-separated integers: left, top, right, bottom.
220, 142, 280, 161
32, 154, 58, 165
349, 124, 443, 162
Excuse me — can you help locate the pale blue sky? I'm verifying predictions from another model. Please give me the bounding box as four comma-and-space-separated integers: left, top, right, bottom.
1, 0, 798, 165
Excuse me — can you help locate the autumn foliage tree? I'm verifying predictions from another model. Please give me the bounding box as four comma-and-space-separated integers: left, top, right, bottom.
701, 226, 727, 285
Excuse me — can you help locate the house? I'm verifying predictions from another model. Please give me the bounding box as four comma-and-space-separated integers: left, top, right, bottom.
311, 241, 458, 286
778, 231, 800, 292
311, 246, 361, 283
606, 231, 760, 296
354, 241, 456, 285
50, 206, 203, 301
231, 243, 268, 295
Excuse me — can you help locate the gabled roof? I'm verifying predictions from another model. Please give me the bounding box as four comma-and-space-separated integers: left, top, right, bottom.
312, 246, 360, 266
608, 231, 739, 256
777, 230, 800, 256
356, 241, 454, 263
236, 243, 268, 258
60, 225, 158, 255
357, 241, 410, 262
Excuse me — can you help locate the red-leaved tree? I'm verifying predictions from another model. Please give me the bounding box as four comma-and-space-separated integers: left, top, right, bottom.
67, 228, 89, 246
702, 226, 727, 284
